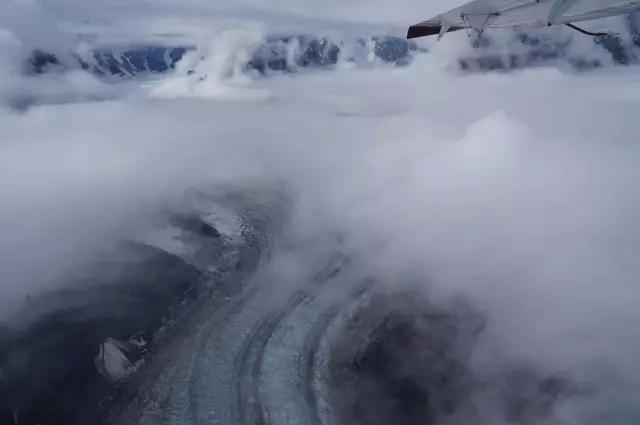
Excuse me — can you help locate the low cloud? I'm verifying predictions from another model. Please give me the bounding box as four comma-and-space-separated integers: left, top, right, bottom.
1, 3, 640, 422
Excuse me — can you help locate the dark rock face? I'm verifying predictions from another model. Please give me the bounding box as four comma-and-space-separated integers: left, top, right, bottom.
349, 312, 475, 425
0, 243, 201, 425
247, 35, 419, 74
330, 292, 483, 425
28, 47, 189, 77
168, 214, 221, 238
24, 36, 420, 78
596, 35, 630, 65
460, 14, 640, 71
371, 36, 419, 64
328, 290, 581, 425
28, 50, 61, 74
82, 47, 189, 76
460, 33, 570, 71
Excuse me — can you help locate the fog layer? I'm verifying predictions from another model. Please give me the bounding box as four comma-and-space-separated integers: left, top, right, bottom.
1, 2, 640, 421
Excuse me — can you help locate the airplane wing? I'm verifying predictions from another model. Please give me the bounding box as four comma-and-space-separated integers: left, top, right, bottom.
407, 0, 640, 39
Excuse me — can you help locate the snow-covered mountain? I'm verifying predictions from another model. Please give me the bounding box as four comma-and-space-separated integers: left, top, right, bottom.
23, 14, 640, 81
27, 35, 422, 78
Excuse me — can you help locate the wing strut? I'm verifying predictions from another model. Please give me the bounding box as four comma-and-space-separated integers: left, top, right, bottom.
564, 23, 610, 36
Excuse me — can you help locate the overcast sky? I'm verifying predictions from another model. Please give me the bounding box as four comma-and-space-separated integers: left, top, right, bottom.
1, 0, 470, 48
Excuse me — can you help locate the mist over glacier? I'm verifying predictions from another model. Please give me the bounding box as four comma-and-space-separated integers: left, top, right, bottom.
1, 1, 640, 424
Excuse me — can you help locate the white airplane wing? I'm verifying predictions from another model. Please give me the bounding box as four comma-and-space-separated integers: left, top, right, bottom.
407, 0, 640, 39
